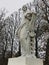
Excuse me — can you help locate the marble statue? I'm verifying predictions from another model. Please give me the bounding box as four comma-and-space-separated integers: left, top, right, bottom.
16, 5, 36, 57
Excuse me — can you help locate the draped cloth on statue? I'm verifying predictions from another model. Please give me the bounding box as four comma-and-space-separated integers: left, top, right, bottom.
16, 8, 36, 56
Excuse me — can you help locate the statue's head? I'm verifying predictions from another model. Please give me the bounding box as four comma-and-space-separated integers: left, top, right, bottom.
22, 5, 36, 21
25, 11, 36, 21
25, 12, 32, 21
22, 5, 32, 21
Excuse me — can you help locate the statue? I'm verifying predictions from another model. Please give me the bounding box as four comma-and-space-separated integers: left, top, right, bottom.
16, 5, 36, 56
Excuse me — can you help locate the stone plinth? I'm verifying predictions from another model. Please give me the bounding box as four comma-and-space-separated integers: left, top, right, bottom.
8, 56, 43, 65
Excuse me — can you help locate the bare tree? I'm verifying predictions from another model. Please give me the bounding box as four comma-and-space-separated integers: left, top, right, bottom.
34, 0, 49, 60
0, 8, 9, 65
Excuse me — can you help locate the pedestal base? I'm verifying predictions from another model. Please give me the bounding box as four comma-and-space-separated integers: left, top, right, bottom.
8, 56, 43, 65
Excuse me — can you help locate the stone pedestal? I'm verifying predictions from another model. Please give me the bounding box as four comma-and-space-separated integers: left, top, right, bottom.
8, 56, 43, 65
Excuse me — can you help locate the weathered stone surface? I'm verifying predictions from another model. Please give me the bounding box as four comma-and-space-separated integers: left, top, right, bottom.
17, 9, 36, 56
8, 56, 43, 65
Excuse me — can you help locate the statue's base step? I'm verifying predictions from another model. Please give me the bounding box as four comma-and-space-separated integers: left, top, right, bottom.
8, 56, 43, 65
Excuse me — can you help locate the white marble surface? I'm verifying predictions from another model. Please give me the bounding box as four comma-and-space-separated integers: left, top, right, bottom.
8, 56, 26, 65
8, 56, 43, 65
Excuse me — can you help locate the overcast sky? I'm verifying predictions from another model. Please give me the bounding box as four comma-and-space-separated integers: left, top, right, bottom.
0, 0, 33, 13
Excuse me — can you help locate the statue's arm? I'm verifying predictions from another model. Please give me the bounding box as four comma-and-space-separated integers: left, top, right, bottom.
16, 22, 26, 36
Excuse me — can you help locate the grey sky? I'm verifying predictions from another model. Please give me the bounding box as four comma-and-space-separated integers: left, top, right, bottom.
0, 0, 33, 13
